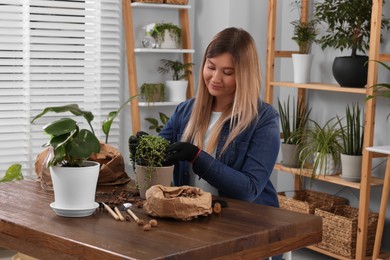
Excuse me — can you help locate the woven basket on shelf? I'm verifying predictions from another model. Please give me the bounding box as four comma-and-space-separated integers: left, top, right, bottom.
315, 205, 378, 258
132, 0, 164, 3
277, 190, 349, 214
164, 0, 188, 5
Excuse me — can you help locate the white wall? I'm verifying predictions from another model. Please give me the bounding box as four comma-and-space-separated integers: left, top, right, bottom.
120, 0, 390, 252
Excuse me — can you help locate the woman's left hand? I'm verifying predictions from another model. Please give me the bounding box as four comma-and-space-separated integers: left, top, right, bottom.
165, 142, 200, 164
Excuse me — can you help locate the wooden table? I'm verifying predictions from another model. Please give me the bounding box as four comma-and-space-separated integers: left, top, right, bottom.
0, 180, 322, 259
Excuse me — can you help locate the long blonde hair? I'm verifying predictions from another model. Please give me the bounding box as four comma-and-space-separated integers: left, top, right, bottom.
182, 27, 262, 154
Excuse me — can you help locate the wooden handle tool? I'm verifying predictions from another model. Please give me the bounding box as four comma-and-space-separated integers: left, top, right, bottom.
114, 206, 125, 221
126, 208, 139, 223
102, 202, 119, 220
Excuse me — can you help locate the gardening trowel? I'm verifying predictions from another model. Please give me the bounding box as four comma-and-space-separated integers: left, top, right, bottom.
119, 202, 140, 222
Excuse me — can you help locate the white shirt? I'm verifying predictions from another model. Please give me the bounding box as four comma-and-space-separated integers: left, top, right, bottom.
189, 111, 221, 195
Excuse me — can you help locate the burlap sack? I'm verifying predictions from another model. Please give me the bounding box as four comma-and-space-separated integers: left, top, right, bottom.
143, 185, 212, 221
34, 142, 130, 187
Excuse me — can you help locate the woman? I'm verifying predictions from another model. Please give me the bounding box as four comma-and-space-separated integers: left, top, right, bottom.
160, 27, 280, 208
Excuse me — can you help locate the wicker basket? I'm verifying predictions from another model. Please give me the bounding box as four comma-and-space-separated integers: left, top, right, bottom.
164, 0, 188, 4
277, 190, 349, 214
132, 0, 164, 3
315, 205, 378, 258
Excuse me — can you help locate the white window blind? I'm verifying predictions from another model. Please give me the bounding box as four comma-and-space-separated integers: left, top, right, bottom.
0, 0, 122, 177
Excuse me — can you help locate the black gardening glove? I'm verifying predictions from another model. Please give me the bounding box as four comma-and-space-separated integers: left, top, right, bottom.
128, 131, 148, 171
165, 142, 200, 165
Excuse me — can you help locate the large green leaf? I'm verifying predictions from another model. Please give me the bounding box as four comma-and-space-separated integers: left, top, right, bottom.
0, 164, 23, 182
66, 129, 100, 158
43, 118, 78, 136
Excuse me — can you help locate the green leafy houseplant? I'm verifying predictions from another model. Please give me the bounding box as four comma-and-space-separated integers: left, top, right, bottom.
0, 164, 23, 182
151, 22, 182, 48
31, 96, 136, 167
140, 83, 166, 103
337, 104, 364, 156
278, 96, 311, 145
314, 0, 390, 57
299, 118, 343, 177
158, 59, 194, 81
145, 112, 170, 133
131, 135, 170, 168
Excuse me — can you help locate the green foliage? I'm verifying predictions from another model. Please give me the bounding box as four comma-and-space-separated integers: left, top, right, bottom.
145, 112, 170, 133
278, 96, 311, 145
367, 60, 390, 120
0, 164, 23, 182
291, 0, 318, 54
337, 104, 364, 155
151, 22, 182, 46
299, 118, 343, 176
130, 135, 170, 167
140, 83, 166, 103
31, 96, 136, 167
158, 59, 194, 81
314, 0, 390, 56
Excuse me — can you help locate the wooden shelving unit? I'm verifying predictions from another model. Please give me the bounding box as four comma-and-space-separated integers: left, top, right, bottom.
122, 0, 194, 133
265, 0, 389, 259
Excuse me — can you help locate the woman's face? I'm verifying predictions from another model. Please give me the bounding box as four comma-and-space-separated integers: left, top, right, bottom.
203, 53, 236, 102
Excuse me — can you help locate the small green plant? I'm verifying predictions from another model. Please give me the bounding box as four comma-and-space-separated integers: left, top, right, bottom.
151, 22, 182, 47
158, 59, 194, 81
31, 96, 137, 167
129, 135, 170, 168
145, 112, 170, 133
0, 164, 23, 182
337, 104, 364, 156
314, 0, 390, 57
278, 96, 311, 145
290, 0, 318, 54
299, 118, 343, 177
140, 83, 165, 103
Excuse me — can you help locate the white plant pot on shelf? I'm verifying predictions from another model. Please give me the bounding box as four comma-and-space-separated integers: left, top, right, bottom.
313, 152, 337, 176
340, 154, 362, 182
159, 30, 179, 49
165, 80, 188, 102
292, 54, 313, 84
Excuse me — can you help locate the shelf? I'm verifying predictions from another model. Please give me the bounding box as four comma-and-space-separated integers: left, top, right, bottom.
270, 81, 367, 94
138, 101, 180, 107
134, 48, 195, 53
131, 3, 191, 9
274, 163, 384, 189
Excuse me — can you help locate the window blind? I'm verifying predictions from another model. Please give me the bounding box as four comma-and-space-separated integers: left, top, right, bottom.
0, 0, 122, 177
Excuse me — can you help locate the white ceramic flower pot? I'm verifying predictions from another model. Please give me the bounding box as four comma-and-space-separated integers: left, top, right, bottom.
50, 161, 100, 213
340, 153, 362, 182
292, 54, 313, 84
313, 152, 337, 175
135, 164, 174, 199
165, 80, 188, 102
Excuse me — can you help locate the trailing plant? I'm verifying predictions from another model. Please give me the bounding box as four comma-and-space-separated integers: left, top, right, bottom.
140, 83, 166, 103
314, 0, 390, 57
299, 118, 343, 176
337, 104, 364, 156
278, 96, 311, 145
291, 0, 318, 54
158, 59, 194, 81
31, 96, 137, 167
129, 134, 170, 168
367, 60, 390, 119
151, 22, 182, 47
145, 112, 170, 133
0, 164, 23, 182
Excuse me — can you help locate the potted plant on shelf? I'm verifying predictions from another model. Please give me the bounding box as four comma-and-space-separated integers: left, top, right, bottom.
31, 97, 135, 216
140, 83, 166, 103
151, 22, 182, 49
290, 0, 318, 83
336, 103, 364, 182
278, 96, 311, 167
314, 0, 390, 88
129, 134, 174, 199
299, 118, 343, 178
158, 58, 194, 102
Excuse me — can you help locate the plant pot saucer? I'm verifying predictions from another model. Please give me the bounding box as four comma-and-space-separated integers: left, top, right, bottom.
50, 202, 99, 217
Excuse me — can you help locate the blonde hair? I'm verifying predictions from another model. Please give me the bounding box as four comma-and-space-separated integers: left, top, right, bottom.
182, 27, 262, 154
